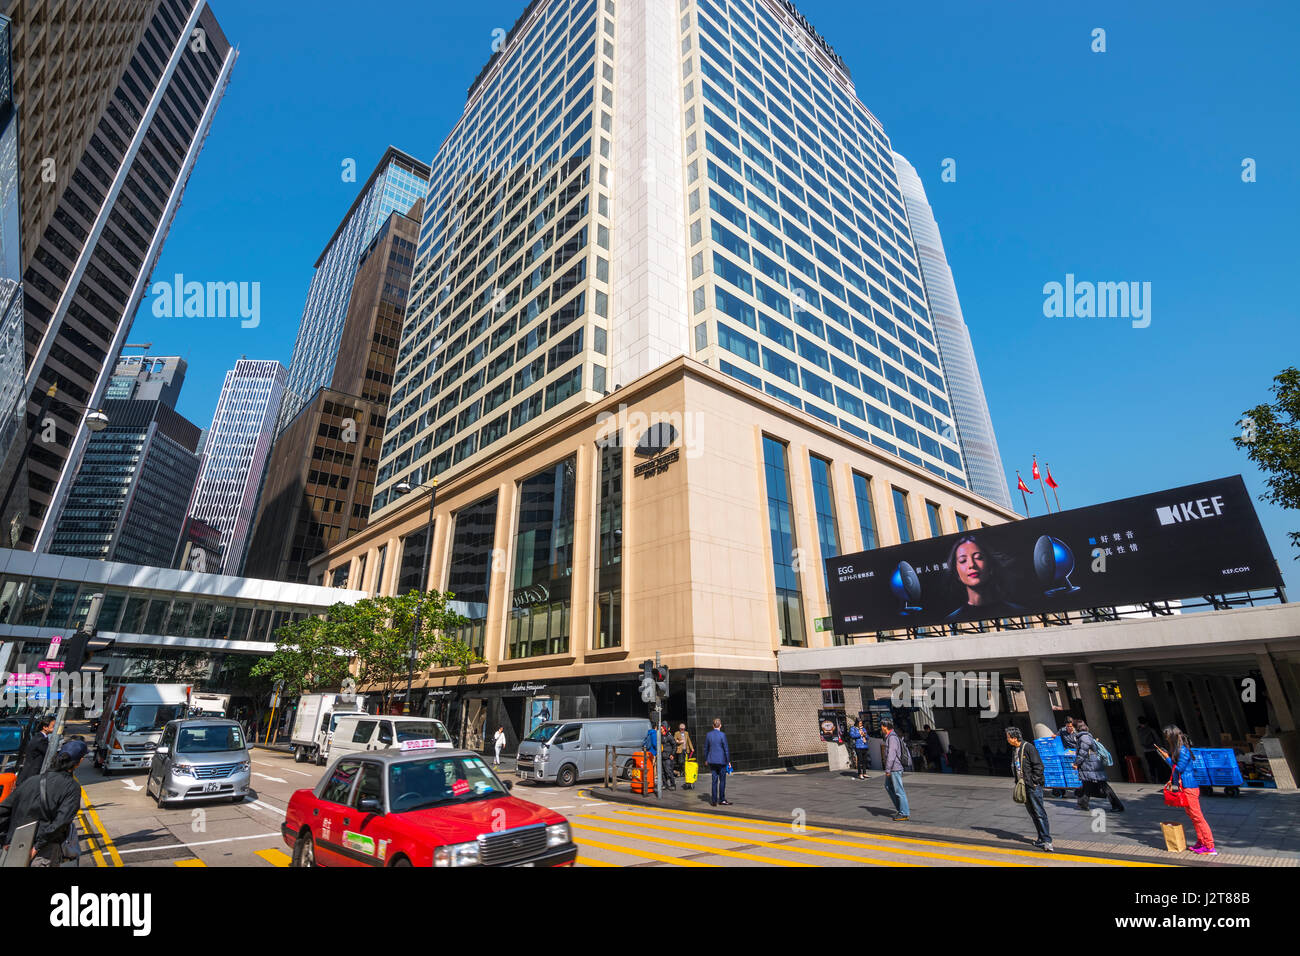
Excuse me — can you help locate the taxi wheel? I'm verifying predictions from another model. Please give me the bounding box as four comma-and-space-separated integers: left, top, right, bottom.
291, 831, 316, 867
556, 764, 578, 787
391, 856, 411, 867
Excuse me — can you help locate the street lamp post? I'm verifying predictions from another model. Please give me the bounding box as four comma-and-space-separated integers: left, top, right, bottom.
0, 383, 109, 537
394, 476, 438, 715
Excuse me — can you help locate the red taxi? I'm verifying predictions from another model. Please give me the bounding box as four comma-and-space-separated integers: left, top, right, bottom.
282, 743, 576, 867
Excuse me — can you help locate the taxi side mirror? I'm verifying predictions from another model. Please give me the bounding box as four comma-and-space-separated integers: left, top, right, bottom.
503, 780, 514, 791
359, 797, 383, 814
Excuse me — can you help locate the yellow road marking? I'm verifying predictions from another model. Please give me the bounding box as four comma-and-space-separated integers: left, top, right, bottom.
76, 810, 106, 868
582, 813, 931, 867
78, 787, 122, 867
573, 821, 814, 867
575, 856, 618, 867
174, 859, 206, 867
614, 804, 1169, 867
573, 836, 717, 867
256, 848, 292, 867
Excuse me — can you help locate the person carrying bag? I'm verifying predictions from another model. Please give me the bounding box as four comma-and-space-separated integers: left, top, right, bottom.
1158, 725, 1216, 856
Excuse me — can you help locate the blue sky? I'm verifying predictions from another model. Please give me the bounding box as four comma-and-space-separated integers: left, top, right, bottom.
129, 0, 1299, 588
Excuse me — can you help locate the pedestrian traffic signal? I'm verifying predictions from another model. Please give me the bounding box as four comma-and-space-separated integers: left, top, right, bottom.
638, 659, 655, 703
652, 665, 669, 699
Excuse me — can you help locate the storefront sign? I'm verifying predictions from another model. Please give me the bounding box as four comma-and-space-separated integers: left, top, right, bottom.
633, 447, 679, 479
511, 584, 550, 608
818, 709, 848, 743
509, 682, 547, 693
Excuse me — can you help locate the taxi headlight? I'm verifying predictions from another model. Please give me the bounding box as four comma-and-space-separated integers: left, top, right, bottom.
172, 763, 195, 776
546, 822, 571, 848
433, 841, 481, 867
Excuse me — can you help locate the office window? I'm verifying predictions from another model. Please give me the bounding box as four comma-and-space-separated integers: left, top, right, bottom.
595, 434, 622, 648
852, 472, 878, 551
762, 436, 806, 646
508, 457, 577, 658
926, 500, 943, 538
892, 488, 913, 544
955, 512, 969, 532
809, 456, 839, 597
447, 493, 498, 658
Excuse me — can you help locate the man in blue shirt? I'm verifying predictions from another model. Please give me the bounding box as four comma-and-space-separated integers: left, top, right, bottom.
702, 718, 731, 806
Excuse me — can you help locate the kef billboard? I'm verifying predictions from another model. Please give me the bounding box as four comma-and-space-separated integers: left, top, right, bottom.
825, 476, 1281, 635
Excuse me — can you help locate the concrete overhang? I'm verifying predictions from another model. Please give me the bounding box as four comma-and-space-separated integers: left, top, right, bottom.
779, 603, 1300, 677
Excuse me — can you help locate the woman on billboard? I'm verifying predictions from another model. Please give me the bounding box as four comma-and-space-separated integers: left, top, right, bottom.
945, 534, 1023, 622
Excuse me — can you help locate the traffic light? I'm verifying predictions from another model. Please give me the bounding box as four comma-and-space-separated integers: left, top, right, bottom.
638, 660, 655, 703
652, 665, 669, 699
63, 594, 113, 672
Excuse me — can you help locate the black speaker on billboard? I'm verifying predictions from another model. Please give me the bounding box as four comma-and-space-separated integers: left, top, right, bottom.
890, 561, 923, 614
1034, 534, 1080, 596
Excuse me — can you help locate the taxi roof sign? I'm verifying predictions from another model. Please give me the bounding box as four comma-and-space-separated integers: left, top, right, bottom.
399, 738, 444, 752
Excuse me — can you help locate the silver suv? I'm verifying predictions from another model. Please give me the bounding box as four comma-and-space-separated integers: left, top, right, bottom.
146, 718, 251, 808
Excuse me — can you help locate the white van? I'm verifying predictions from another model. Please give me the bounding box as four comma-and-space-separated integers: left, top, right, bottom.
325, 715, 455, 761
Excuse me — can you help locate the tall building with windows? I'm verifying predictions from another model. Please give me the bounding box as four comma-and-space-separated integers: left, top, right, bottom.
104, 353, 187, 405
318, 0, 1018, 766
278, 147, 429, 428
186, 359, 288, 575
11, 0, 235, 551
892, 152, 1011, 509
0, 12, 25, 546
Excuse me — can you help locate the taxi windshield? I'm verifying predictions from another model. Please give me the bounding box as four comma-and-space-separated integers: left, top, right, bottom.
525, 722, 561, 743
394, 720, 452, 743
388, 755, 507, 813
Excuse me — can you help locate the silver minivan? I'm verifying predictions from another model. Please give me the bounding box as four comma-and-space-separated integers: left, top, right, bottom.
146, 718, 251, 808
325, 714, 455, 761
515, 717, 650, 786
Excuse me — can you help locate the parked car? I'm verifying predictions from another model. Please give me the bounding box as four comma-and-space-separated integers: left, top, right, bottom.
145, 718, 251, 808
515, 717, 651, 786
282, 746, 575, 867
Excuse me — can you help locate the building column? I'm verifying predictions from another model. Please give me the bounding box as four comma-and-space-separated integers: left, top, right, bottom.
1171, 675, 1209, 742
1256, 653, 1297, 733
1115, 668, 1147, 777
1018, 659, 1057, 740
1213, 675, 1250, 740
1072, 661, 1117, 781
1278, 664, 1300, 719
819, 671, 851, 773
1145, 670, 1179, 729
1194, 676, 1225, 745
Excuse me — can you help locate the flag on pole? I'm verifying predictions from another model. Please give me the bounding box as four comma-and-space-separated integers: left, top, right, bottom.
1016, 471, 1032, 516
1032, 455, 1051, 512
1031, 459, 1041, 481
1044, 463, 1061, 511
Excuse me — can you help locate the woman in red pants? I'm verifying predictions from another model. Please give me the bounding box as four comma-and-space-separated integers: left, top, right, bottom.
1158, 725, 1216, 856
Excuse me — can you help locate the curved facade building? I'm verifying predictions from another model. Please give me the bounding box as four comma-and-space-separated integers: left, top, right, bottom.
892, 152, 1011, 510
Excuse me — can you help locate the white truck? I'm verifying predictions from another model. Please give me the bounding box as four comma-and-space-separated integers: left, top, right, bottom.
291, 692, 369, 765
190, 692, 231, 717
94, 683, 193, 774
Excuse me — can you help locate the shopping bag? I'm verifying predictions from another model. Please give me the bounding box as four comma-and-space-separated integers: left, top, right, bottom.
1161, 822, 1187, 853
684, 759, 698, 784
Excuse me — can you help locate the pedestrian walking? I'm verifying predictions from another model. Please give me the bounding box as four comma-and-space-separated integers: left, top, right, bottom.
881, 717, 910, 821
1072, 719, 1124, 813
492, 726, 506, 768
659, 724, 676, 789
1157, 725, 1216, 856
673, 723, 694, 777
1136, 716, 1167, 784
0, 740, 87, 867
703, 718, 731, 806
1006, 727, 1052, 852
924, 724, 944, 773
849, 718, 870, 779
15, 714, 54, 785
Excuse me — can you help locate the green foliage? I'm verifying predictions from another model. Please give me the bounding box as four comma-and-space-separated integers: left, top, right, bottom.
1235, 367, 1300, 556
252, 591, 475, 712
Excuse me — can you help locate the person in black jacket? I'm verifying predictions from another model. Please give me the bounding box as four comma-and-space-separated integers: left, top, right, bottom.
1007, 727, 1052, 852
0, 739, 86, 866
1072, 720, 1124, 813
15, 714, 55, 785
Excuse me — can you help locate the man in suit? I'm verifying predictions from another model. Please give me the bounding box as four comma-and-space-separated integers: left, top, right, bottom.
703, 717, 731, 806
16, 715, 55, 786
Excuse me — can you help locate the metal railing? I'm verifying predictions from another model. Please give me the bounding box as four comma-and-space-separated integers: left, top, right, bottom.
602, 745, 666, 797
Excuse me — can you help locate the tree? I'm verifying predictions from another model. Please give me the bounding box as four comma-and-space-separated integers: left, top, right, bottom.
250, 615, 353, 699
1235, 366, 1300, 557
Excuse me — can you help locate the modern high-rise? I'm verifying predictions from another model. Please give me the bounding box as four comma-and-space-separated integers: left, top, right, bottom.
892, 152, 1011, 509
373, 0, 969, 520
311, 0, 1023, 765
187, 359, 288, 575
278, 147, 429, 428
49, 395, 202, 568
0, 12, 25, 546
245, 202, 419, 583
12, 0, 235, 551
104, 353, 187, 405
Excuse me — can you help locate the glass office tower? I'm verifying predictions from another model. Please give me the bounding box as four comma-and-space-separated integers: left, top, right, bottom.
375, 0, 979, 517
278, 148, 429, 428
892, 152, 1011, 509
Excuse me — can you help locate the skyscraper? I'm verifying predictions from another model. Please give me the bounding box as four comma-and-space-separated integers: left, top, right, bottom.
49, 377, 202, 568
892, 152, 1011, 510
278, 147, 429, 428
373, 0, 971, 519
104, 353, 187, 405
12, 0, 235, 551
0, 12, 24, 546
187, 359, 288, 575
246, 203, 419, 583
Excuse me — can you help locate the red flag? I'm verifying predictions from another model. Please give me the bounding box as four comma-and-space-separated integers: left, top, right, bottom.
1045, 467, 1059, 490
1017, 475, 1033, 494
1031, 457, 1041, 481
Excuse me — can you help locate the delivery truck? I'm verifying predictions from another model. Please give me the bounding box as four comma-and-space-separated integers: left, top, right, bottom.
94, 683, 193, 774
190, 692, 231, 717
291, 692, 369, 765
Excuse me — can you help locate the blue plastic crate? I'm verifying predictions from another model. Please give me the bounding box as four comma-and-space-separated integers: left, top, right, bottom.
1041, 754, 1081, 789
1191, 748, 1244, 787
1034, 736, 1064, 756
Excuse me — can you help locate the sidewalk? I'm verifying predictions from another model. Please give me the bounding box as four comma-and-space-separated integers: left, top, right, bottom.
592, 766, 1300, 866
